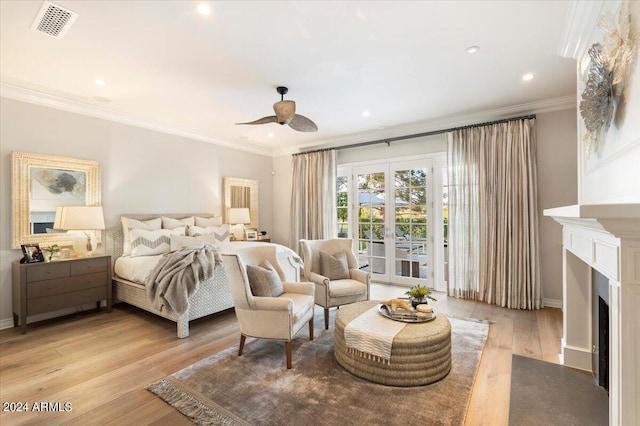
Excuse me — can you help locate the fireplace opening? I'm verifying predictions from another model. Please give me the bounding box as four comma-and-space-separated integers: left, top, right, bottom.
592, 269, 609, 393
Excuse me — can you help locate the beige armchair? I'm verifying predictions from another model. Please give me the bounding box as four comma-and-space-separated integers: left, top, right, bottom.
221, 245, 315, 369
299, 238, 370, 329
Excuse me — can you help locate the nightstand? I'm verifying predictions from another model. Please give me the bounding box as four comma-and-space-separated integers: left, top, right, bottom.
12, 255, 112, 334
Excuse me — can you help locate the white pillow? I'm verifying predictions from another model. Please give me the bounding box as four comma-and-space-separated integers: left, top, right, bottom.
187, 224, 230, 243
121, 217, 162, 256
170, 234, 216, 251
195, 216, 223, 227
130, 227, 186, 257
162, 216, 195, 229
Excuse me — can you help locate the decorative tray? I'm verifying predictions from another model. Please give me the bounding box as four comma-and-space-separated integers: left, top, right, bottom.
377, 304, 437, 323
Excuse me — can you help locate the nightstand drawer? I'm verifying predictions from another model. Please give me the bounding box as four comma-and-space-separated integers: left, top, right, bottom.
28, 287, 109, 315
26, 262, 70, 282
70, 258, 107, 275
27, 272, 107, 299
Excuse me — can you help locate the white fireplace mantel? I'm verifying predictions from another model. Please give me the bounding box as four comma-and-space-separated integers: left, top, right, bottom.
544, 204, 640, 426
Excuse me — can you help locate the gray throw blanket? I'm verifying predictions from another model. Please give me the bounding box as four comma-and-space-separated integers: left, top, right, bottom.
146, 244, 221, 315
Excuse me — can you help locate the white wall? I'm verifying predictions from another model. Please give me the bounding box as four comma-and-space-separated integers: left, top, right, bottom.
537, 108, 578, 304
273, 110, 577, 305
578, 0, 640, 203
0, 97, 274, 326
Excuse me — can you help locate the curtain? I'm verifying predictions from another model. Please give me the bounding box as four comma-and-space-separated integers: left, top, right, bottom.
447, 118, 542, 309
289, 150, 337, 250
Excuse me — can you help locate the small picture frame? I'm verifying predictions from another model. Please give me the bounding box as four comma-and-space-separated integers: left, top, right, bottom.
21, 244, 44, 263
246, 230, 258, 241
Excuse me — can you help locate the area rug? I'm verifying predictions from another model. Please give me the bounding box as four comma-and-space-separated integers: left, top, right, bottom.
509, 354, 609, 426
148, 310, 488, 426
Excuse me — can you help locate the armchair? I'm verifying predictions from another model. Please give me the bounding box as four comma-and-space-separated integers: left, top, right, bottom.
221, 245, 315, 369
299, 238, 370, 329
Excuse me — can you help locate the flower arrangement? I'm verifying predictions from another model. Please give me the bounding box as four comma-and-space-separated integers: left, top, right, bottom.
41, 244, 61, 262
405, 284, 437, 303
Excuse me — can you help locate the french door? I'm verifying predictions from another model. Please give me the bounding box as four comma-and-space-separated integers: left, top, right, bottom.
351, 159, 433, 287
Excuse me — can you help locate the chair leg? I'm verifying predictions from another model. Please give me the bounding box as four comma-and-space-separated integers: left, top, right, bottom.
309, 317, 314, 341
324, 308, 329, 330
285, 341, 292, 369
238, 334, 246, 356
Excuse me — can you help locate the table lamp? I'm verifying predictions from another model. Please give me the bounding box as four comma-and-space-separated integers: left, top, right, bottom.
54, 205, 105, 256
228, 207, 250, 240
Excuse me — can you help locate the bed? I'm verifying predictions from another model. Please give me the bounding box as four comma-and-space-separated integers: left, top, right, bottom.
105, 214, 301, 338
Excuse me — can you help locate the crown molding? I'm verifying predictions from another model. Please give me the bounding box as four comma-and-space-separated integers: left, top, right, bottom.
275, 94, 577, 156
0, 82, 273, 157
2, 82, 576, 159
558, 0, 605, 59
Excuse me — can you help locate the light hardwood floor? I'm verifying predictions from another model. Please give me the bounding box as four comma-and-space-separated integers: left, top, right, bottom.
0, 283, 562, 426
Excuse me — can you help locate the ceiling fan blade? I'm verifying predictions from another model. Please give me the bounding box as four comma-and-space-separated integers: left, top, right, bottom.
289, 114, 318, 132
236, 116, 278, 125
273, 100, 296, 124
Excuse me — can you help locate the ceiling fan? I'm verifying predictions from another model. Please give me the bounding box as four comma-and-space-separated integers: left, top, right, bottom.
237, 86, 318, 132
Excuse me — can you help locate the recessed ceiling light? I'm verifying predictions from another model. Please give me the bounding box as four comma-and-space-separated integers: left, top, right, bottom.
362, 110, 370, 118
522, 73, 535, 81
267, 132, 274, 138
465, 46, 480, 54
197, 3, 211, 16
95, 78, 106, 86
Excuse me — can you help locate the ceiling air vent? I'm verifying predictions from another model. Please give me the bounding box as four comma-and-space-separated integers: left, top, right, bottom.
30, 1, 78, 39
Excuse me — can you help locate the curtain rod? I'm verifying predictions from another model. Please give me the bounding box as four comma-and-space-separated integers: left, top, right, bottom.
294, 113, 536, 156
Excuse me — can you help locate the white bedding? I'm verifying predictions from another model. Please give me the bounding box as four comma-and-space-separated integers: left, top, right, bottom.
114, 241, 301, 284
115, 254, 164, 284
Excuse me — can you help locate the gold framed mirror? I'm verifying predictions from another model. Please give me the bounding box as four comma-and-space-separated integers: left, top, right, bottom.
12, 152, 101, 249
223, 177, 258, 230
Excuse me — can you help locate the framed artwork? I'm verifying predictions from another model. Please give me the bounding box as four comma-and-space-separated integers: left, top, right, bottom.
246, 230, 258, 241
21, 244, 44, 263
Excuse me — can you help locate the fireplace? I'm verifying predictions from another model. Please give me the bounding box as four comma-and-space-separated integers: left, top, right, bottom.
592, 269, 608, 392
544, 203, 640, 426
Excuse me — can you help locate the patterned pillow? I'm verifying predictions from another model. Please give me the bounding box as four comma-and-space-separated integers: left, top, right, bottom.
187, 224, 230, 243
162, 216, 195, 229
129, 227, 186, 257
121, 217, 162, 256
246, 260, 284, 297
320, 251, 350, 280
170, 234, 216, 251
195, 216, 223, 227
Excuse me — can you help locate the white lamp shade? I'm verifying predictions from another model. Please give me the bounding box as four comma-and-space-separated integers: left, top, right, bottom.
228, 207, 250, 224
54, 206, 105, 230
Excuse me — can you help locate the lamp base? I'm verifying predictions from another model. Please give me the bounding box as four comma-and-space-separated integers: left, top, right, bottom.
72, 231, 97, 257
231, 224, 247, 241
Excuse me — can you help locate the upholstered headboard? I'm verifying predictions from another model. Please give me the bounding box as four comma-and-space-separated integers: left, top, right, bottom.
104, 213, 220, 261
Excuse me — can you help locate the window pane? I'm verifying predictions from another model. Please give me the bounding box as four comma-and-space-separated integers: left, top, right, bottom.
410, 206, 427, 222
395, 207, 410, 223
394, 170, 410, 187
411, 187, 427, 205
358, 207, 372, 223
336, 174, 349, 237
337, 176, 348, 192
410, 168, 427, 187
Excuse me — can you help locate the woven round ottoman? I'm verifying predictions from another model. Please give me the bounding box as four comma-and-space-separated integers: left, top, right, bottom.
334, 300, 451, 386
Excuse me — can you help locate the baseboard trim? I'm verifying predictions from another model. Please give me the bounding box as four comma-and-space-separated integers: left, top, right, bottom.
0, 317, 15, 331
544, 298, 563, 309
562, 343, 592, 371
